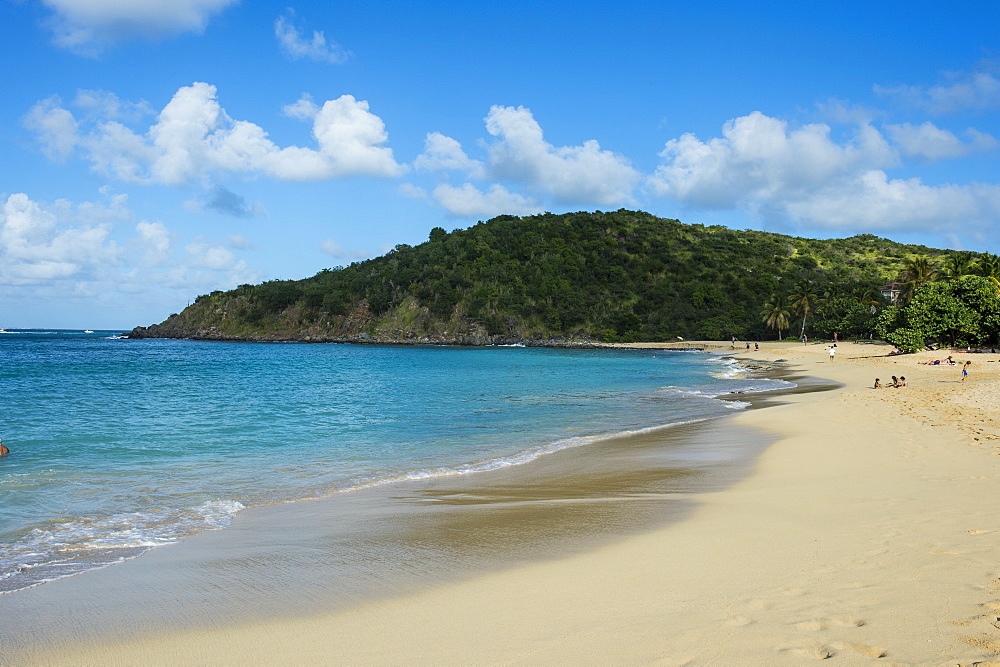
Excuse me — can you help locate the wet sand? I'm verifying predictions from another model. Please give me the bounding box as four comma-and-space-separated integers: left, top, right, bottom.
7, 341, 1000, 665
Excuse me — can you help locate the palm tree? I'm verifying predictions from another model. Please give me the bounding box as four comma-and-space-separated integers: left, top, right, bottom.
760, 295, 791, 340
899, 257, 937, 304
787, 279, 823, 339
975, 252, 1000, 291
939, 251, 977, 281
853, 286, 883, 316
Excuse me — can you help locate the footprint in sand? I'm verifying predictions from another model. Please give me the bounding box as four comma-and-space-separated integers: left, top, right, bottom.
777, 643, 835, 660
794, 619, 825, 631
845, 642, 886, 658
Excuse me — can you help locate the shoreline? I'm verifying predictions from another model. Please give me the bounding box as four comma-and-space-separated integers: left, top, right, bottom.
9, 341, 1000, 664
0, 352, 801, 659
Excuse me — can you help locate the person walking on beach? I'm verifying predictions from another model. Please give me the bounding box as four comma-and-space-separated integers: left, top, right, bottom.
962, 361, 971, 381
828, 346, 836, 361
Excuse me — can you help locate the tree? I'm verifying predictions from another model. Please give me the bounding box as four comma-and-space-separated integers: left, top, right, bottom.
788, 279, 823, 339
940, 251, 977, 281
876, 276, 1000, 352
975, 252, 1000, 291
761, 295, 791, 340
899, 257, 937, 304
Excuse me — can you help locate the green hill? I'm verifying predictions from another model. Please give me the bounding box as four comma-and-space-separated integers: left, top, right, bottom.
129, 209, 970, 344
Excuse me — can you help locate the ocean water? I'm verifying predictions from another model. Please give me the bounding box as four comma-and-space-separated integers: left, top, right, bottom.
0, 330, 791, 594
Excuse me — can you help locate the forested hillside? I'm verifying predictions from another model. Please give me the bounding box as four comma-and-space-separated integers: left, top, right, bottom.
129, 209, 986, 345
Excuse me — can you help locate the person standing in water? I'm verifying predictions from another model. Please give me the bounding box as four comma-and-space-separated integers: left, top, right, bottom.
0, 438, 8, 457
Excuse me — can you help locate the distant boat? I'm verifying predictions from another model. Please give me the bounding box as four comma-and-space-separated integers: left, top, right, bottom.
84, 330, 94, 334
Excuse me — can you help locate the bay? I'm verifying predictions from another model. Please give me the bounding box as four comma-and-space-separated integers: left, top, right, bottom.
0, 330, 789, 593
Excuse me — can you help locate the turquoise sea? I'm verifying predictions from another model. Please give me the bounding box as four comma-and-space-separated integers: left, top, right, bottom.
0, 330, 791, 594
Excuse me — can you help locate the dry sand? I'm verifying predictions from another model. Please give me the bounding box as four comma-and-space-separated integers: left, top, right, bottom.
21, 341, 1000, 665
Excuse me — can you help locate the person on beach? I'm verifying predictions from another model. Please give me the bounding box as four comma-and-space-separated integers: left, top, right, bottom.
874, 378, 882, 388
828, 346, 836, 361
962, 361, 971, 381
890, 376, 899, 387
754, 342, 759, 351
898, 376, 907, 387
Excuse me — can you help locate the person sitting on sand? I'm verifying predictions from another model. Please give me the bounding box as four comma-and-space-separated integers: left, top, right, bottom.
898, 376, 907, 387
874, 378, 882, 388
945, 356, 956, 365
889, 376, 899, 387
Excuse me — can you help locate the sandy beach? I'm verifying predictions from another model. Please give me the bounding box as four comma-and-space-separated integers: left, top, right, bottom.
11, 340, 1000, 665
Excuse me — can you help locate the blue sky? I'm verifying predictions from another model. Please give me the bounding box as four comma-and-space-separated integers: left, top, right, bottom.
2, 1, 999, 329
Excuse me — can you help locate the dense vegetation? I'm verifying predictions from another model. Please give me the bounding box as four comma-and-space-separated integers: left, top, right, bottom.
131, 210, 1000, 349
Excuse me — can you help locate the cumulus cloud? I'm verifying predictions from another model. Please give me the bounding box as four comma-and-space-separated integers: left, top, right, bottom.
25, 82, 405, 185
275, 10, 350, 64
648, 110, 1000, 236
413, 132, 484, 176
875, 68, 1000, 115
484, 105, 639, 205
410, 106, 638, 216
885, 122, 997, 160
135, 220, 171, 265
648, 111, 895, 210
0, 193, 120, 284
0, 191, 262, 323
41, 0, 239, 56
432, 183, 543, 218
22, 96, 79, 161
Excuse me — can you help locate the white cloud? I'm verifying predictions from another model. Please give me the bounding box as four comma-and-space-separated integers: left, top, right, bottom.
22, 96, 79, 161
432, 183, 543, 218
875, 69, 1000, 115
648, 110, 1000, 236
282, 94, 321, 121
0, 193, 120, 284
413, 132, 484, 176
25, 82, 405, 185
275, 11, 350, 64
648, 111, 895, 209
484, 105, 639, 205
73, 89, 154, 122
135, 220, 171, 265
785, 171, 1000, 231
0, 192, 263, 324
397, 183, 428, 200
41, 0, 239, 56
885, 122, 997, 160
